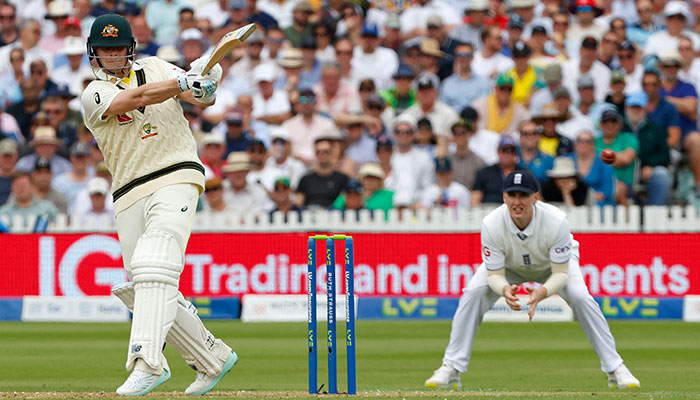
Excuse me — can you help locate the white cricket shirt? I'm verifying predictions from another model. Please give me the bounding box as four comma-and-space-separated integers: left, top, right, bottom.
81, 57, 205, 214
481, 201, 578, 281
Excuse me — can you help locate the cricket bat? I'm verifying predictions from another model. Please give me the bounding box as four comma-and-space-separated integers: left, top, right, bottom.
201, 23, 257, 75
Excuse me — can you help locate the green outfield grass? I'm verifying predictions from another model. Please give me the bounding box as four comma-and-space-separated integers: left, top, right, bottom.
0, 320, 698, 399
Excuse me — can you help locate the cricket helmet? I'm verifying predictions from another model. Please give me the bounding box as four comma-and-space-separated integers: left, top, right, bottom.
87, 14, 136, 78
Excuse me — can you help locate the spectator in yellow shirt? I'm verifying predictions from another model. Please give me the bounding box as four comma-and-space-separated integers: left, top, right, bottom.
506, 40, 545, 107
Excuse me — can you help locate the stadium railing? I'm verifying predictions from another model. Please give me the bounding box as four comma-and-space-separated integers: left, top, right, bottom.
2, 205, 699, 233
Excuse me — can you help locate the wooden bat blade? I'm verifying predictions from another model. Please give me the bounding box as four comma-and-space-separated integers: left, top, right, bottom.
201, 23, 257, 75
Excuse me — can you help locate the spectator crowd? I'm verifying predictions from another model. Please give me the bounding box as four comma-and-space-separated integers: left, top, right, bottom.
2, 0, 700, 230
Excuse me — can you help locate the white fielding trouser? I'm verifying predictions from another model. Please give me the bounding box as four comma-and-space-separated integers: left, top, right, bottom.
442, 256, 624, 374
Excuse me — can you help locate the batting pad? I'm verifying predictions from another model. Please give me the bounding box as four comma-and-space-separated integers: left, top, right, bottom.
126, 229, 183, 372
113, 285, 231, 376
127, 282, 178, 371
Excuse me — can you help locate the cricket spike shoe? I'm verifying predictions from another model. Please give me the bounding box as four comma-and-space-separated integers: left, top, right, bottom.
185, 351, 238, 395
425, 363, 462, 389
116, 368, 171, 396
607, 364, 640, 389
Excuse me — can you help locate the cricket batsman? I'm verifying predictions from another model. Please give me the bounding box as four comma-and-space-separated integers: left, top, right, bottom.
80, 14, 235, 396
425, 170, 641, 390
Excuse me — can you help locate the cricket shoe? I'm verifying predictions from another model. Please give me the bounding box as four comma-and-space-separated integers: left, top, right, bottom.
425, 363, 462, 389
116, 367, 171, 396
185, 351, 239, 395
607, 364, 640, 389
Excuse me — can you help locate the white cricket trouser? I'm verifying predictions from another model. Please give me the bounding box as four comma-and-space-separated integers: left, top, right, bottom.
116, 183, 198, 276
442, 256, 624, 374
116, 183, 198, 370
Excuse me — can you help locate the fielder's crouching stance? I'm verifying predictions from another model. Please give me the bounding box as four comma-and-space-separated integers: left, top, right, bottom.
425, 170, 640, 390
80, 14, 235, 396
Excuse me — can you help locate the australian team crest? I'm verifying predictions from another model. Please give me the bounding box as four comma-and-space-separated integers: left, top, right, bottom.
101, 24, 119, 37
141, 123, 158, 140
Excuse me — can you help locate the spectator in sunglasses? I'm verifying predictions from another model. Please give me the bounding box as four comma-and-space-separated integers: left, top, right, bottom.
439, 43, 490, 112
472, 74, 530, 136
281, 88, 340, 165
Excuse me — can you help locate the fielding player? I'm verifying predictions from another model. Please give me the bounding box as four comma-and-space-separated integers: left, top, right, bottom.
425, 170, 640, 390
80, 14, 234, 396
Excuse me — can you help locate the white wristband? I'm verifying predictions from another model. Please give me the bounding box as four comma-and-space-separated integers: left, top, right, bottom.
176, 74, 190, 92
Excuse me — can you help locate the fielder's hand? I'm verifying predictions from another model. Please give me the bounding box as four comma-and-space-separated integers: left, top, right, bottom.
526, 286, 547, 321
502, 284, 520, 311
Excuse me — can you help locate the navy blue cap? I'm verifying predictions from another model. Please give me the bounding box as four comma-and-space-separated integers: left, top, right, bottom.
344, 179, 363, 193
503, 170, 539, 194
300, 36, 317, 49
435, 157, 452, 172
376, 135, 394, 150
247, 138, 266, 149
393, 63, 415, 79
508, 15, 525, 30
34, 157, 51, 171
361, 23, 379, 37
601, 108, 621, 121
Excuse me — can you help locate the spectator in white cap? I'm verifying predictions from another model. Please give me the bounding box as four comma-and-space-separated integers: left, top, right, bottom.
313, 61, 359, 118
231, 29, 266, 84
252, 63, 291, 125
644, 1, 700, 57
261, 127, 307, 190
390, 114, 435, 199
51, 36, 92, 97
70, 176, 115, 229
399, 72, 459, 137
177, 28, 209, 70
448, 0, 488, 50
199, 134, 227, 179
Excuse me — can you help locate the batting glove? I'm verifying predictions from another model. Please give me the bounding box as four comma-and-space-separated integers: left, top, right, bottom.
192, 78, 218, 103
189, 57, 223, 83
